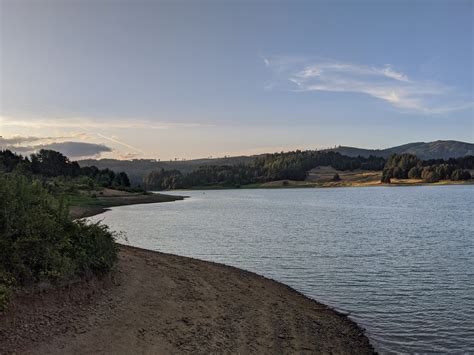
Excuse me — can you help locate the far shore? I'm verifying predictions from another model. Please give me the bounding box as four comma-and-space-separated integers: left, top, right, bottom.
67, 180, 474, 221
69, 189, 186, 219
69, 178, 474, 219
169, 178, 474, 191
0, 245, 375, 354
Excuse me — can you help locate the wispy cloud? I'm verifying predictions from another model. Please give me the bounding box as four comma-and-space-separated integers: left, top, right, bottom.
0, 116, 211, 159
97, 133, 144, 154
263, 56, 472, 114
0, 116, 209, 130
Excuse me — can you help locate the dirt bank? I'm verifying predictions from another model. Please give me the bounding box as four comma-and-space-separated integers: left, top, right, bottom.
0, 245, 374, 354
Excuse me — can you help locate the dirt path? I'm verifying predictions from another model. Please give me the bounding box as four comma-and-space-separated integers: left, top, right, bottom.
0, 246, 374, 354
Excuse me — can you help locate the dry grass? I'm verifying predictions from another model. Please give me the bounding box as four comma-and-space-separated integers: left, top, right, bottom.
258, 166, 473, 189
304, 166, 382, 187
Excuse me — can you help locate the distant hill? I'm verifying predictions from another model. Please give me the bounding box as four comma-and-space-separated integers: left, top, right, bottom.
325, 140, 474, 160
79, 140, 473, 185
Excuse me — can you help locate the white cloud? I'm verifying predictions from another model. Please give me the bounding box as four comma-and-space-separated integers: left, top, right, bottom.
262, 56, 270, 67
377, 64, 410, 82
265, 57, 472, 114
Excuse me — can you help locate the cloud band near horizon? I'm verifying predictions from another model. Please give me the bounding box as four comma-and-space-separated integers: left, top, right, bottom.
0, 136, 112, 159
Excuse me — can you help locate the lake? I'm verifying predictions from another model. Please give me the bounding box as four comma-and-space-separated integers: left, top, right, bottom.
89, 186, 474, 353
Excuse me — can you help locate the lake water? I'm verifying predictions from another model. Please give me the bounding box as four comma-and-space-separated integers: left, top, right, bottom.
89, 186, 474, 353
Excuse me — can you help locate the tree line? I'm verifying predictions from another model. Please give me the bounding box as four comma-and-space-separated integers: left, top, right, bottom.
144, 150, 386, 190
0, 149, 131, 190
381, 154, 473, 183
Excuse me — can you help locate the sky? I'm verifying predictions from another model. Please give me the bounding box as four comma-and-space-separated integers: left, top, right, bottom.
0, 0, 473, 160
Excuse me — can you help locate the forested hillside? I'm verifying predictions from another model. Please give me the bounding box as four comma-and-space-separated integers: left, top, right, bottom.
144, 151, 386, 190
145, 150, 474, 190
79, 140, 473, 186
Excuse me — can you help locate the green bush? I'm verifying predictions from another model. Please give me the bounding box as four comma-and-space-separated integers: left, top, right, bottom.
0, 173, 118, 310
66, 220, 118, 276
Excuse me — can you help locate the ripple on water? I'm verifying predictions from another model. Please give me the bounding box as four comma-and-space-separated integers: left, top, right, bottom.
89, 186, 474, 353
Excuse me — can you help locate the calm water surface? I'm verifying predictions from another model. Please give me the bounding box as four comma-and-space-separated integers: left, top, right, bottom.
89, 186, 474, 353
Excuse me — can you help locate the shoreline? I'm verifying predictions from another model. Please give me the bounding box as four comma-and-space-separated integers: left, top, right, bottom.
162, 178, 474, 192
68, 182, 473, 221
69, 191, 187, 219
0, 245, 375, 354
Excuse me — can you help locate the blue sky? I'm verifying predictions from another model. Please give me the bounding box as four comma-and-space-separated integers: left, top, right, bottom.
0, 0, 472, 159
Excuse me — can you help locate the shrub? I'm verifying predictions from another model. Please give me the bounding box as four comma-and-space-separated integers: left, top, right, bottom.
332, 173, 341, 181
0, 173, 118, 310
66, 220, 118, 276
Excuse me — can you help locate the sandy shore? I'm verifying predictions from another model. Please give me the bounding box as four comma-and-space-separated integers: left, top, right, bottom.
69, 192, 185, 219
0, 245, 374, 354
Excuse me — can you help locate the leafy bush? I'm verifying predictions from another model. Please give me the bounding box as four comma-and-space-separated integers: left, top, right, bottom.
66, 220, 118, 276
0, 173, 118, 310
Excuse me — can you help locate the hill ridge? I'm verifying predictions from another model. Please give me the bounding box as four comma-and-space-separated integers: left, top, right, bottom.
326, 140, 474, 160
